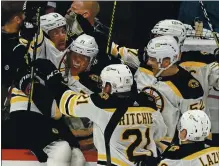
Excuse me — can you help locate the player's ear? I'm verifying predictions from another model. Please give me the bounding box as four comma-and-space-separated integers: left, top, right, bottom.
179, 129, 187, 140
103, 83, 112, 94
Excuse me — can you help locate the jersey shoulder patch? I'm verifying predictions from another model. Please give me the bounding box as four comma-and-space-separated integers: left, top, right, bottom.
169, 67, 204, 99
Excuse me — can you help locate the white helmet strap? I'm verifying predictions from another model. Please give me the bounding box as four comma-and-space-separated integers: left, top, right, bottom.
155, 58, 178, 77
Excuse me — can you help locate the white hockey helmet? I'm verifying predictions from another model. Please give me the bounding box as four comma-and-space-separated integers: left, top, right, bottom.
146, 35, 180, 76
151, 19, 186, 45
40, 12, 66, 34
69, 34, 99, 70
100, 64, 133, 94
178, 110, 211, 142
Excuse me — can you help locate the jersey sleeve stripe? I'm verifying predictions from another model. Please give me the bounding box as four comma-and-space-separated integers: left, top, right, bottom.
183, 147, 219, 160
59, 90, 77, 116
68, 95, 79, 117
180, 61, 206, 68
10, 96, 33, 104
139, 67, 153, 76
65, 94, 75, 116
164, 81, 183, 98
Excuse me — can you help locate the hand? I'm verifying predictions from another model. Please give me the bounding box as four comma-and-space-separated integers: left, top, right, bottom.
23, 1, 46, 22
65, 11, 83, 37
76, 14, 94, 35
65, 11, 94, 37
15, 64, 32, 94
31, 59, 62, 82
137, 92, 157, 110
21, 1, 46, 41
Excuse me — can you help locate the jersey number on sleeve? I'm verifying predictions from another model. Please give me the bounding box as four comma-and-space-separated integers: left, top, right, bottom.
190, 99, 205, 110
122, 128, 151, 162
76, 94, 89, 105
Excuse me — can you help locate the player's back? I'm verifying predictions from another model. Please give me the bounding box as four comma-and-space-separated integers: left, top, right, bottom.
59, 89, 167, 166
90, 92, 167, 166
159, 143, 219, 166
95, 107, 167, 166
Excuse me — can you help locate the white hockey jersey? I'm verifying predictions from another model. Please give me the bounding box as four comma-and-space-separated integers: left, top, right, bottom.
10, 35, 93, 117
159, 147, 219, 166
135, 66, 205, 139
58, 90, 167, 166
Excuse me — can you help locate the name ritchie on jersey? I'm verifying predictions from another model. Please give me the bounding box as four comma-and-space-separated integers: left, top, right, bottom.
119, 112, 153, 126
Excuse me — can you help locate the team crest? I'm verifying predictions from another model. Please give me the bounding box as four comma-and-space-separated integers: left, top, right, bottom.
142, 87, 164, 112
188, 79, 199, 88
168, 146, 180, 151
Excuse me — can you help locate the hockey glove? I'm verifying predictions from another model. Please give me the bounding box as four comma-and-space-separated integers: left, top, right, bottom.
20, 1, 46, 41
32, 59, 70, 104
137, 92, 157, 111
32, 59, 62, 83
65, 11, 94, 38
134, 156, 161, 166
15, 64, 33, 94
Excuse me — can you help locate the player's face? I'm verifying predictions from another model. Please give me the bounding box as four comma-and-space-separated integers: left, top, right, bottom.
146, 56, 159, 75
48, 26, 67, 51
69, 51, 90, 75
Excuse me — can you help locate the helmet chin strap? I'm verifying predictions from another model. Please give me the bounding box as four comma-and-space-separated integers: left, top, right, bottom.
155, 59, 178, 77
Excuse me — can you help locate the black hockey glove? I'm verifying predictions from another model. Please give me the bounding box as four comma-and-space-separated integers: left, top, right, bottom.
20, 1, 46, 41
15, 64, 33, 94
77, 14, 94, 35
32, 59, 62, 83
137, 92, 157, 110
23, 1, 46, 22
32, 59, 70, 103
134, 156, 161, 166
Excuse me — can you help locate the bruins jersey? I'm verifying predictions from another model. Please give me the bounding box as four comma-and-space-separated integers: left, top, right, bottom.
10, 34, 94, 115
135, 66, 205, 139
159, 143, 219, 166
58, 90, 167, 166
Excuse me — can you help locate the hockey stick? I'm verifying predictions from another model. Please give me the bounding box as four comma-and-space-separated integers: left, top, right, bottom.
27, 7, 41, 111
199, 1, 219, 49
106, 1, 117, 59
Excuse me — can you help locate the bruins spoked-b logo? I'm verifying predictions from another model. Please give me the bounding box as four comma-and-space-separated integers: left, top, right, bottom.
188, 79, 199, 88
142, 87, 164, 112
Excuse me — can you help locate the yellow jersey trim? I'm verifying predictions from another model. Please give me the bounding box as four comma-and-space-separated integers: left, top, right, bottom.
73, 76, 80, 81
98, 154, 129, 166
11, 96, 32, 104
11, 88, 26, 96
183, 147, 219, 160
164, 81, 183, 98
180, 61, 206, 68
139, 67, 153, 76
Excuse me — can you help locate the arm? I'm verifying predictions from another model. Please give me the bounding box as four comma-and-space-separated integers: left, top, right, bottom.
111, 42, 141, 69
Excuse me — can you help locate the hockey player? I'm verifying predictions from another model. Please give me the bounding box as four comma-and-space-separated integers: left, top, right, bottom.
66, 1, 121, 76
2, 3, 86, 165
135, 36, 206, 150
111, 19, 219, 145
158, 110, 218, 166
21, 60, 168, 166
